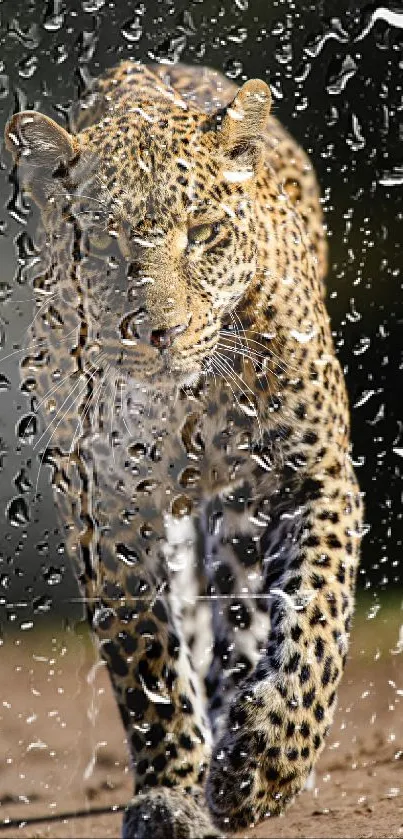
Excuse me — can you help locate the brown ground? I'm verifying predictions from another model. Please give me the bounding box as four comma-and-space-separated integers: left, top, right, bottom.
1, 598, 403, 839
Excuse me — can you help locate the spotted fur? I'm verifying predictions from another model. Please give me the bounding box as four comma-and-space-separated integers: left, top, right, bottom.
5, 62, 363, 837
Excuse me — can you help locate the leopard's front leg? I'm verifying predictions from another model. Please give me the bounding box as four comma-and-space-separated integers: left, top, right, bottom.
206, 457, 363, 832
81, 508, 221, 839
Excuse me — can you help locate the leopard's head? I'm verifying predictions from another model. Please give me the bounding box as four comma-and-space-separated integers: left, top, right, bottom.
5, 78, 271, 389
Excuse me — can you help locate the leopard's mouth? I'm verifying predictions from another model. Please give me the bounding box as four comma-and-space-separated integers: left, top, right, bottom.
86, 332, 208, 390
117, 349, 203, 390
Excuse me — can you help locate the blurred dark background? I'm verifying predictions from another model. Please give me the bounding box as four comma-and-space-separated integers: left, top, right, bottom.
0, 0, 402, 630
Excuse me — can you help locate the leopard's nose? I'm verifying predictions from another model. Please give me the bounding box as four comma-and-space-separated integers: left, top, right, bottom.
150, 322, 189, 350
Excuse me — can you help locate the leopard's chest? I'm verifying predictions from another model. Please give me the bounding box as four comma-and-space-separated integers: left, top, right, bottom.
78, 382, 265, 504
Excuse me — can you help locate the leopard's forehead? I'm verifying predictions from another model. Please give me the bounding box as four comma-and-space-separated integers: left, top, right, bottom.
83, 107, 214, 176
78, 107, 241, 223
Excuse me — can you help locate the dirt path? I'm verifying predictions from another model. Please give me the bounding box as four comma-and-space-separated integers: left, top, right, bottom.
1, 601, 402, 838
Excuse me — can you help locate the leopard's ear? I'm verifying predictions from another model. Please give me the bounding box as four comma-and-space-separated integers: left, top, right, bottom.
5, 111, 76, 170
4, 111, 79, 208
220, 79, 271, 174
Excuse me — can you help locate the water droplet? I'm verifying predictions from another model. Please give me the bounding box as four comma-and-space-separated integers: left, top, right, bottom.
0, 73, 9, 99
347, 113, 365, 151
379, 169, 403, 187
128, 442, 147, 461
82, 0, 105, 10
139, 674, 171, 706
290, 326, 317, 344
17, 413, 38, 444
227, 25, 248, 44
53, 42, 69, 64
353, 389, 376, 409
353, 336, 371, 356
346, 298, 361, 322
0, 283, 13, 303
122, 16, 143, 43
136, 479, 158, 495
115, 543, 140, 566
43, 566, 64, 586
14, 468, 32, 494
355, 8, 403, 44
148, 35, 187, 64
8, 19, 40, 49
21, 351, 49, 370
43, 3, 65, 31
7, 496, 30, 527
140, 522, 153, 539
171, 495, 192, 518
179, 466, 201, 488
224, 58, 243, 80
177, 9, 195, 36
326, 55, 357, 95
0, 375, 11, 392
275, 41, 293, 66
18, 55, 38, 79
208, 511, 223, 536
20, 377, 37, 394
33, 595, 53, 614
304, 20, 348, 58
45, 398, 57, 414
150, 443, 163, 463
26, 739, 48, 751
119, 309, 146, 345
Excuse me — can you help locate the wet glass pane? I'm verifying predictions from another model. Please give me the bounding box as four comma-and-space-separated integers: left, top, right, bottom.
0, 1, 402, 837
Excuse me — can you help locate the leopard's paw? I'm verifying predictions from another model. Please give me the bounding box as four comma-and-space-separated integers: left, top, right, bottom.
207, 727, 301, 831
206, 731, 262, 831
122, 787, 224, 839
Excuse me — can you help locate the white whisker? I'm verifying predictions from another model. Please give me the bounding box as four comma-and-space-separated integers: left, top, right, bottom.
213, 352, 263, 440
34, 363, 81, 413
33, 375, 86, 453
65, 364, 110, 480
34, 375, 91, 495
109, 372, 118, 467
118, 377, 133, 438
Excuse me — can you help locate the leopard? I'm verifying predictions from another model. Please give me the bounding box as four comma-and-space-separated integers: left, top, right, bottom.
4, 61, 363, 838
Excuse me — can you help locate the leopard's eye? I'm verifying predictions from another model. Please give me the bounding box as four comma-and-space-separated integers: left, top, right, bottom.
188, 221, 220, 247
